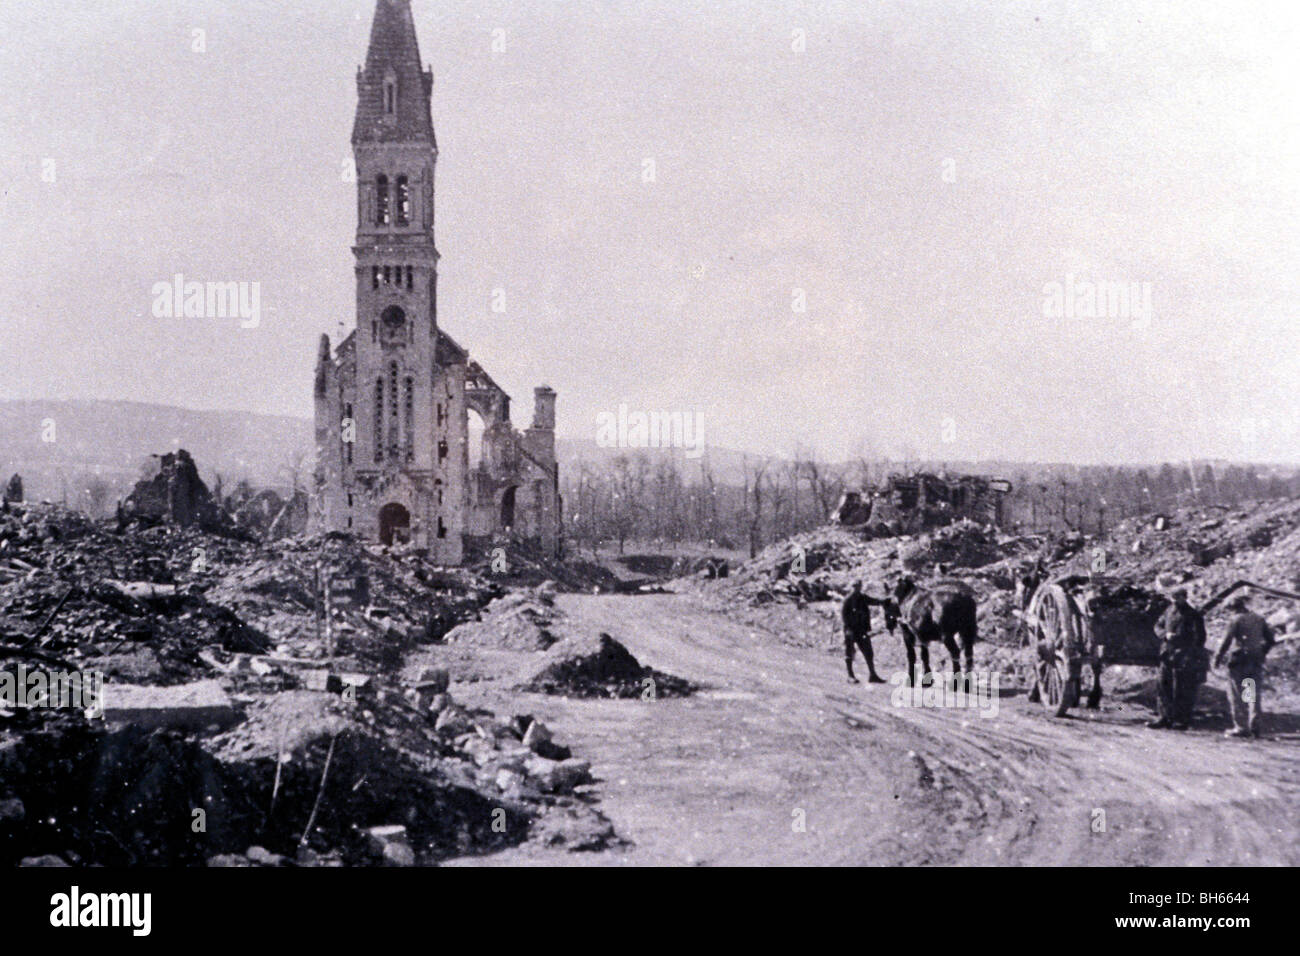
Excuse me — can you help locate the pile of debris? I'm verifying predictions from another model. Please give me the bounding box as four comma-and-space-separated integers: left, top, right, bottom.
0, 476, 623, 864
443, 584, 562, 652
516, 632, 694, 699
725, 491, 1300, 702
899, 520, 1008, 573
0, 668, 616, 866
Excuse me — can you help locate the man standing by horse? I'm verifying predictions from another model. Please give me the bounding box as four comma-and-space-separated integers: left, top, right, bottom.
1214, 594, 1275, 739
1149, 588, 1208, 730
842, 580, 892, 684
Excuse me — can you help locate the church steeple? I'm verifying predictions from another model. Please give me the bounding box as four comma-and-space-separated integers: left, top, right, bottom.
352, 0, 436, 147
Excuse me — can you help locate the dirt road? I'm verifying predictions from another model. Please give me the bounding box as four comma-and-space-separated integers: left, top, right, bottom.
451, 593, 1300, 866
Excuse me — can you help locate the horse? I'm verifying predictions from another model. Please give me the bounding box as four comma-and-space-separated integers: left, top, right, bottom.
893, 576, 979, 688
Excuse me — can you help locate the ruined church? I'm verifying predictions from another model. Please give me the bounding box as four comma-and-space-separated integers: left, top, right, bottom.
311, 0, 561, 563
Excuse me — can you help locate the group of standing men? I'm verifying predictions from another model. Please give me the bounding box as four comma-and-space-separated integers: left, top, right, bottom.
1151, 588, 1278, 738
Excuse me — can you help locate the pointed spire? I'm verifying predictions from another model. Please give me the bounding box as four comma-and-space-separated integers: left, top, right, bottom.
352, 0, 435, 146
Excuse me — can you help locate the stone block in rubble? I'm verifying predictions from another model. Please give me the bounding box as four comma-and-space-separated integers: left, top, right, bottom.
365, 824, 407, 853
102, 679, 240, 731
495, 768, 526, 794
434, 704, 473, 737
522, 719, 552, 753
460, 735, 498, 766
524, 755, 591, 794
303, 670, 372, 698
406, 668, 450, 710
383, 842, 416, 867
482, 746, 532, 776
3, 474, 22, 504
245, 846, 287, 867
366, 825, 415, 866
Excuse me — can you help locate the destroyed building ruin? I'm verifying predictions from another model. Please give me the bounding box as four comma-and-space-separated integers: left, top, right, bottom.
123, 450, 225, 531
311, 0, 561, 563
835, 473, 1013, 533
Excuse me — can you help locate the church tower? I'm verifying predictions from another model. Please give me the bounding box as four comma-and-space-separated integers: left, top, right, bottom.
312, 0, 559, 564
351, 0, 440, 477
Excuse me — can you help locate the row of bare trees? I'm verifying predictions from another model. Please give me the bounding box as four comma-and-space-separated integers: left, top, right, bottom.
563, 449, 856, 558
562, 452, 1300, 556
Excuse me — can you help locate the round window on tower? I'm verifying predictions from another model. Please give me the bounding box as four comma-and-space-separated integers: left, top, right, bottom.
380, 305, 407, 344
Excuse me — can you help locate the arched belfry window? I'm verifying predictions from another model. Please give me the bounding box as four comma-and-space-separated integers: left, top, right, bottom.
384, 70, 397, 116
396, 176, 410, 225
375, 175, 390, 226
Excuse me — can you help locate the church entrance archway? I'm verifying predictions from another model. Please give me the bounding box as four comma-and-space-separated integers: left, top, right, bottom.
378, 502, 410, 546
500, 486, 517, 530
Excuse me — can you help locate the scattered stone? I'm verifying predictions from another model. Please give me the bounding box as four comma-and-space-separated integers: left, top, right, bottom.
434, 704, 473, 736
366, 824, 415, 866
495, 768, 526, 793
102, 679, 240, 731
245, 845, 287, 866
382, 841, 416, 867
522, 719, 552, 752
524, 755, 592, 794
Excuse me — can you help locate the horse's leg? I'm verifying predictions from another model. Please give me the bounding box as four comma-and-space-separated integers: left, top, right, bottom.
961, 619, 977, 693
1086, 660, 1103, 709
941, 631, 963, 690
918, 641, 933, 686
903, 628, 918, 686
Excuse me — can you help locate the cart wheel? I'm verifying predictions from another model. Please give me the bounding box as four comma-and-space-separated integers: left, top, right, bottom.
1038, 655, 1079, 717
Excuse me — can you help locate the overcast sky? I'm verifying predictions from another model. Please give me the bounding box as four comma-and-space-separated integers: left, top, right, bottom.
0, 0, 1296, 464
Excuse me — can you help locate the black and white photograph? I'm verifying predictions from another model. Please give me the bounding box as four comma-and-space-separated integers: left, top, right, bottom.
0, 0, 1295, 932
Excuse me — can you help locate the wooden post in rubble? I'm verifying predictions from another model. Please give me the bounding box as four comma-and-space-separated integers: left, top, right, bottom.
323, 574, 334, 660
314, 561, 323, 648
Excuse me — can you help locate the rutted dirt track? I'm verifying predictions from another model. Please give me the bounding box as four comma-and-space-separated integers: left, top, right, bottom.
451, 593, 1300, 866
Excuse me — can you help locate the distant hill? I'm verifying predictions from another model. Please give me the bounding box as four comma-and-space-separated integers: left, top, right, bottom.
0, 399, 312, 508
3, 399, 1293, 514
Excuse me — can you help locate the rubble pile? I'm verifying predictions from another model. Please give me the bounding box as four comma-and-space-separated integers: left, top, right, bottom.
898, 520, 1009, 573
719, 523, 1034, 609
443, 584, 562, 651
716, 494, 1300, 692
516, 631, 694, 699
0, 490, 622, 865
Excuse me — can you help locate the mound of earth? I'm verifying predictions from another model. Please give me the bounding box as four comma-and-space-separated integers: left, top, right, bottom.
899, 520, 1007, 572
443, 585, 560, 651
516, 632, 693, 699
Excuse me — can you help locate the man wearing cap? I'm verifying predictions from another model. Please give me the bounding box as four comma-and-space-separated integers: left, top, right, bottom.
842, 580, 890, 684
1149, 588, 1207, 730
1214, 594, 1275, 738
